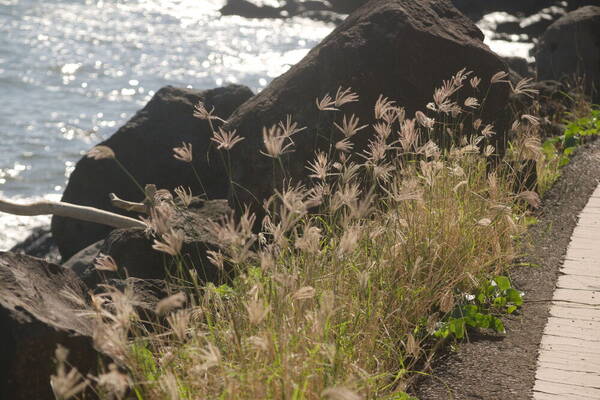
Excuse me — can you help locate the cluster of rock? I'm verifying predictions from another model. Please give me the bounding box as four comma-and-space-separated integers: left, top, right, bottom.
219, 0, 367, 23
2, 0, 599, 397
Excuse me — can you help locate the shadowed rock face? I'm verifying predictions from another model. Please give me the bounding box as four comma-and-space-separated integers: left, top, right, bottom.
536, 6, 600, 102
52, 85, 253, 260
224, 0, 510, 214
63, 199, 233, 289
0, 253, 96, 400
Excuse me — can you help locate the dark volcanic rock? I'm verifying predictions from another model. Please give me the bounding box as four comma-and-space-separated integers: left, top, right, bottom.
64, 199, 232, 288
10, 226, 60, 264
220, 0, 282, 18
566, 0, 600, 11
503, 56, 534, 79
52, 85, 253, 260
536, 6, 600, 102
0, 252, 96, 400
62, 239, 104, 278
219, 0, 368, 20
328, 0, 368, 14
225, 0, 510, 213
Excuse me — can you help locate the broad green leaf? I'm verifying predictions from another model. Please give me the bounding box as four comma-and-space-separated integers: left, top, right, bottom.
449, 318, 465, 339
494, 276, 511, 291
491, 317, 505, 333
506, 288, 523, 306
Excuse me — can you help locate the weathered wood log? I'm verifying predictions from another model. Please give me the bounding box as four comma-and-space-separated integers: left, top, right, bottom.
0, 197, 146, 229
109, 193, 148, 214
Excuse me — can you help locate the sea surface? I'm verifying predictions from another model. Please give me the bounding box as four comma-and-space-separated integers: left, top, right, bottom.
0, 0, 529, 250
0, 0, 334, 249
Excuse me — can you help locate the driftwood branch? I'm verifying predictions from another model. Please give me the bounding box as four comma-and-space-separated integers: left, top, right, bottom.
0, 197, 146, 229
109, 193, 148, 214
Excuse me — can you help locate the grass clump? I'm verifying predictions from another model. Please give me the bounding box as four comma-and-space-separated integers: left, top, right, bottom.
61, 70, 547, 399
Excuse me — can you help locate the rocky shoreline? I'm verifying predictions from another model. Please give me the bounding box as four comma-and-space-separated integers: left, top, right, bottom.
2, 0, 599, 398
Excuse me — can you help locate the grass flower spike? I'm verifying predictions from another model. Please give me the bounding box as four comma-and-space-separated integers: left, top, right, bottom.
211, 127, 245, 150
87, 145, 115, 160
152, 229, 184, 256
172, 142, 193, 163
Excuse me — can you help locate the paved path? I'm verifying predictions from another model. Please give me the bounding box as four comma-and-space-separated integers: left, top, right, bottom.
533, 183, 600, 399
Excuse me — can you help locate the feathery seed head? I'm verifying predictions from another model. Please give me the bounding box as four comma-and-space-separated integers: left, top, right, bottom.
511, 77, 539, 98
374, 95, 395, 120
373, 122, 392, 140
245, 299, 271, 325
51, 345, 90, 400
96, 364, 129, 400
295, 225, 322, 254
306, 151, 330, 180
261, 124, 294, 158
335, 138, 354, 153
174, 186, 193, 207
94, 254, 118, 272
464, 97, 480, 108
142, 203, 173, 235
336, 225, 361, 258
155, 292, 187, 316
198, 343, 221, 371
490, 71, 509, 84
481, 124, 495, 138
211, 127, 245, 150
521, 114, 541, 126
517, 190, 541, 208
279, 114, 306, 137
193, 101, 224, 122
173, 142, 193, 163
334, 86, 359, 108
206, 250, 226, 271
415, 111, 435, 129
292, 286, 316, 301
399, 118, 419, 151
166, 309, 191, 341
334, 114, 367, 138
152, 229, 184, 256
363, 137, 389, 164
316, 93, 337, 111
87, 145, 115, 160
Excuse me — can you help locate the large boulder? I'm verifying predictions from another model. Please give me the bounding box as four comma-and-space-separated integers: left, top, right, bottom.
536, 6, 600, 102
225, 0, 511, 213
64, 198, 232, 289
0, 252, 97, 400
52, 85, 253, 260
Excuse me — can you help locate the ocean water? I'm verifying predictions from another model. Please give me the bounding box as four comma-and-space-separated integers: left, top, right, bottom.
0, 0, 334, 249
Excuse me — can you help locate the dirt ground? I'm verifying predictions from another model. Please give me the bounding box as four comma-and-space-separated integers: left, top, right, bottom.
411, 140, 600, 400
